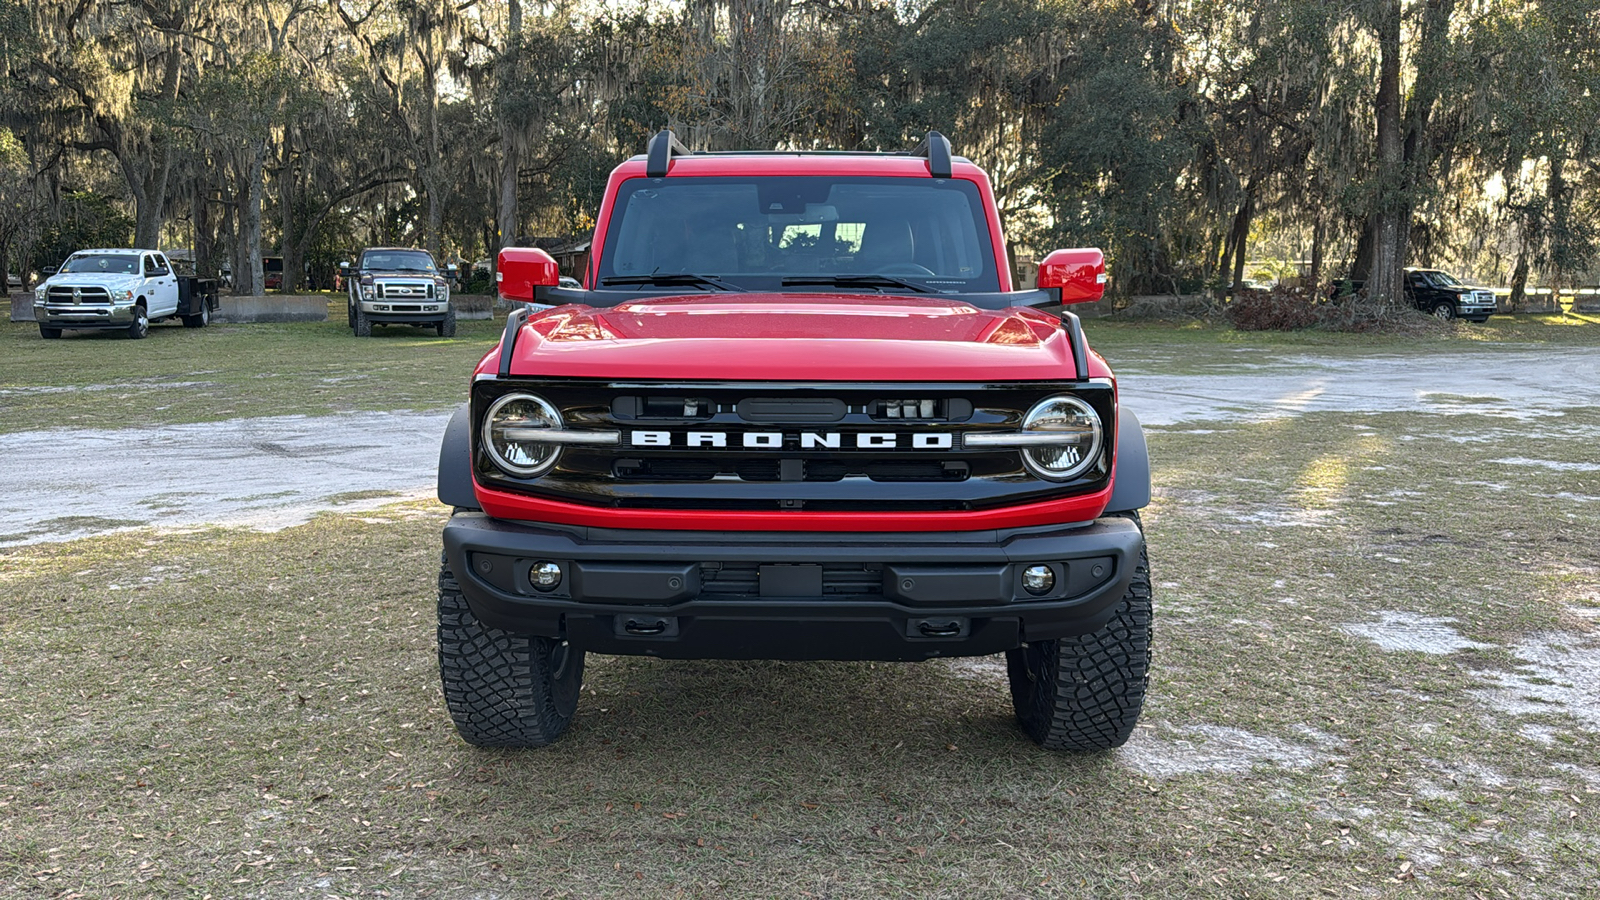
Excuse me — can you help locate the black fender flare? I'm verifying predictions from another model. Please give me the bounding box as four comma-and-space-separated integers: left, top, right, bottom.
437, 403, 480, 510
1106, 408, 1150, 512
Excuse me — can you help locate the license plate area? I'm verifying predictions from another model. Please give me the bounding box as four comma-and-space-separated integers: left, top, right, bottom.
759, 564, 823, 598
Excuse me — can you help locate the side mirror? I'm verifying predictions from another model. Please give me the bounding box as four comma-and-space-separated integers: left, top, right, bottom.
497, 247, 561, 302
43, 266, 58, 276
446, 263, 458, 273
339, 261, 351, 276
1037, 248, 1106, 304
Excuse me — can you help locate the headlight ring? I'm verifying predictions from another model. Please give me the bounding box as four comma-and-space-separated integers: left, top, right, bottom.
482, 393, 563, 477
1018, 395, 1103, 482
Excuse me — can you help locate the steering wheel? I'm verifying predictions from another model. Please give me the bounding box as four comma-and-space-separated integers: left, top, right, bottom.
872, 263, 936, 276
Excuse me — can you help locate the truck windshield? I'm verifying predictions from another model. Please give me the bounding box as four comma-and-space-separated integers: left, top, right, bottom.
363, 250, 436, 273
1425, 271, 1463, 287
60, 254, 139, 275
598, 176, 1001, 293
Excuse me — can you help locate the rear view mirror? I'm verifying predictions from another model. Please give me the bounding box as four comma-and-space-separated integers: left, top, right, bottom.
1037, 248, 1106, 304
497, 247, 561, 302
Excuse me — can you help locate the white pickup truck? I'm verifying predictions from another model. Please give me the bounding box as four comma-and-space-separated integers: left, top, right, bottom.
32, 248, 216, 339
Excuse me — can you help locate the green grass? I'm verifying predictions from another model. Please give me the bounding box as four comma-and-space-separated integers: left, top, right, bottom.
2, 313, 1599, 897
0, 305, 502, 434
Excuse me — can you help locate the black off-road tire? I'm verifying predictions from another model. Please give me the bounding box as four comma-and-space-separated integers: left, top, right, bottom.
127, 302, 149, 339
347, 296, 356, 328
436, 305, 456, 337
1006, 511, 1152, 751
437, 552, 584, 748
353, 303, 372, 337
39, 324, 62, 339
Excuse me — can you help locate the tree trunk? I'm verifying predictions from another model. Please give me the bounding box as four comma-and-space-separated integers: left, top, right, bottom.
192, 182, 213, 279
279, 125, 302, 293
1308, 213, 1324, 291
1507, 243, 1529, 313
1229, 185, 1255, 295
426, 175, 444, 259
1366, 0, 1406, 308
133, 48, 184, 250
244, 140, 267, 297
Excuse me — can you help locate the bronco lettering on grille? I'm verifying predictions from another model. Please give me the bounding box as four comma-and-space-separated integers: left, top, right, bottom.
629, 430, 954, 450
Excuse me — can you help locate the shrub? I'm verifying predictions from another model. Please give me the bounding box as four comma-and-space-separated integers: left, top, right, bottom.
1224, 285, 1449, 334
1226, 286, 1319, 331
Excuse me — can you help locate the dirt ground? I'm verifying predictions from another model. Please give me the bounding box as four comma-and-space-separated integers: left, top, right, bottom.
3, 321, 1599, 897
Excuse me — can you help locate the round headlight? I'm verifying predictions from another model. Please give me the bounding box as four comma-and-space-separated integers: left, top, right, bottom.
483, 393, 563, 477
1019, 395, 1103, 481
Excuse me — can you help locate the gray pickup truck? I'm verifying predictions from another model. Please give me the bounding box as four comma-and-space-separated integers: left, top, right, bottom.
340, 247, 457, 337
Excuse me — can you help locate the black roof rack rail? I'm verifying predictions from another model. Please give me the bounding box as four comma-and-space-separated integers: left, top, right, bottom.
646, 129, 691, 177
909, 130, 953, 178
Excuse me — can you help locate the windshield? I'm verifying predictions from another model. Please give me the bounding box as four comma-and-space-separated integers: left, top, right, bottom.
1424, 270, 1463, 287
60, 253, 139, 275
598, 176, 1001, 293
362, 250, 437, 273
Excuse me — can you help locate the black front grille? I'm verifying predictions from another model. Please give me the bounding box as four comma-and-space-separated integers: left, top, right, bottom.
473, 379, 1115, 513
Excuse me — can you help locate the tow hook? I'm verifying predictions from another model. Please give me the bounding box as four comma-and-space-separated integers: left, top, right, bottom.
620, 616, 676, 637
913, 619, 966, 638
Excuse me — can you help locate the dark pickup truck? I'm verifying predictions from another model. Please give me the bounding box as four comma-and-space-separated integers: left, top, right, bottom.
1331, 268, 1498, 322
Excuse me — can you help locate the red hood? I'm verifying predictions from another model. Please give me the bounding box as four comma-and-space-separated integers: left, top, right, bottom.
489, 293, 1096, 381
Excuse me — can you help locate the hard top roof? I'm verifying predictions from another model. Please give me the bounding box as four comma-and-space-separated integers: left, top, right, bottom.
628, 130, 971, 179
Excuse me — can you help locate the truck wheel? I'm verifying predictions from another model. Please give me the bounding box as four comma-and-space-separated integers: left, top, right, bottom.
436, 306, 456, 337
181, 304, 210, 328
438, 552, 584, 748
347, 297, 355, 328
353, 304, 371, 337
1430, 301, 1457, 321
39, 324, 62, 339
127, 303, 149, 339
1006, 511, 1152, 751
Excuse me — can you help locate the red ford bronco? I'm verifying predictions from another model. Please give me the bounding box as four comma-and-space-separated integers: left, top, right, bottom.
435, 132, 1152, 751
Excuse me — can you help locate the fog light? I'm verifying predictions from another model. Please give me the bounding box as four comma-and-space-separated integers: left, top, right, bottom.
530, 561, 563, 591
1022, 565, 1055, 596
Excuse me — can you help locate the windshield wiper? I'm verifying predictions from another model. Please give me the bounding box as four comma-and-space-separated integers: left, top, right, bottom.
601, 273, 745, 292
781, 275, 934, 294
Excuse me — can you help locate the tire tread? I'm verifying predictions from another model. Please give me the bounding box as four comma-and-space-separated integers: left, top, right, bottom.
1007, 511, 1153, 751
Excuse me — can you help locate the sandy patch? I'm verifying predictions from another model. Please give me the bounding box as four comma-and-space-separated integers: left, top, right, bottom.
1118, 347, 1600, 426
1339, 611, 1493, 655
0, 410, 451, 546
1468, 633, 1600, 733
1118, 722, 1338, 779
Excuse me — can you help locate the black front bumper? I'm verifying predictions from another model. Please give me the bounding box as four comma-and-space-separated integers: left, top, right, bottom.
441, 514, 1143, 661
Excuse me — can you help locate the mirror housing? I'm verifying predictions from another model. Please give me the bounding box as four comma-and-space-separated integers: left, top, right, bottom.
497, 247, 561, 303
1037, 248, 1106, 304
338, 261, 351, 276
